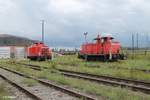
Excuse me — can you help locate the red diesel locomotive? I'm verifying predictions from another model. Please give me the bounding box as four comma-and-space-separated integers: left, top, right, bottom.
78, 34, 125, 61
27, 42, 52, 61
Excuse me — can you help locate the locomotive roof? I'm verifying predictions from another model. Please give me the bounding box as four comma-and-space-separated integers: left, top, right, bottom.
35, 42, 43, 44
101, 36, 114, 39
94, 36, 114, 40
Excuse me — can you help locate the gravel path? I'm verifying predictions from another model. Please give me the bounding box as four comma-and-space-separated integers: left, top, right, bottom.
0, 68, 78, 100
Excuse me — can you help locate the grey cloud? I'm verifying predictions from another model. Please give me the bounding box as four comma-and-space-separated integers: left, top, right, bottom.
0, 0, 150, 48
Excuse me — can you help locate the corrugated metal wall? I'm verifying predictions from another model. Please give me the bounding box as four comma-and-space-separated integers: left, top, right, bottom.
0, 47, 10, 58
0, 46, 27, 59
15, 47, 25, 58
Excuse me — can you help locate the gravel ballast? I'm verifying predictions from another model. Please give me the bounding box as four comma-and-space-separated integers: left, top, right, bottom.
0, 68, 78, 100
0, 77, 33, 100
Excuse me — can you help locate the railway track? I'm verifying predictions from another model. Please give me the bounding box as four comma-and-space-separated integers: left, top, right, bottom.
17, 63, 150, 94
58, 62, 150, 73
0, 73, 42, 100
0, 66, 98, 100
18, 62, 150, 74
100, 66, 150, 73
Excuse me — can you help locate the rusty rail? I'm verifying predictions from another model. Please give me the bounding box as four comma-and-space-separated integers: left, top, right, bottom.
18, 63, 150, 94
0, 66, 98, 100
0, 74, 42, 100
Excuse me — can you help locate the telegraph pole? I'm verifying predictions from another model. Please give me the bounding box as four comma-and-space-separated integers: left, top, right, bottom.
41, 20, 45, 43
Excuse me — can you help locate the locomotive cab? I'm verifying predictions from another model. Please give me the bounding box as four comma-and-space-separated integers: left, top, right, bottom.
78, 34, 125, 61
27, 42, 52, 61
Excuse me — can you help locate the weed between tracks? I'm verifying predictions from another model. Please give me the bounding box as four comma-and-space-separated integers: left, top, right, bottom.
16, 55, 150, 81
21, 79, 38, 87
1, 62, 150, 100
0, 82, 10, 100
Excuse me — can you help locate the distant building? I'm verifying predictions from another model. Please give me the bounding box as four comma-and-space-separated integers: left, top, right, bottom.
0, 34, 37, 59
0, 46, 27, 59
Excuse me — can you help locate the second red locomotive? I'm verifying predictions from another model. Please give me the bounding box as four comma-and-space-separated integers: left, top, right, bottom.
78, 34, 125, 61
27, 42, 52, 61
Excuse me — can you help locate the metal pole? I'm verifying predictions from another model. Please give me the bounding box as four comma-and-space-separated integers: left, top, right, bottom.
145, 33, 149, 55
132, 33, 134, 59
41, 20, 45, 43
136, 33, 138, 50
146, 33, 148, 50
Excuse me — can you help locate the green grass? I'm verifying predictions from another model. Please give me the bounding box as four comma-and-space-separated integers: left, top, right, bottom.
1, 62, 150, 100
21, 79, 38, 87
15, 55, 150, 81
18, 54, 150, 70
0, 83, 10, 100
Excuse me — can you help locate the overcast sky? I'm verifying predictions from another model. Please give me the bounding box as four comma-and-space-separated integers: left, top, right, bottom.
0, 0, 150, 48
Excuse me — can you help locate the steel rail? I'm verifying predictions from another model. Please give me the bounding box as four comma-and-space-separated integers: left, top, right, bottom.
0, 66, 98, 100
0, 74, 42, 100
17, 63, 150, 94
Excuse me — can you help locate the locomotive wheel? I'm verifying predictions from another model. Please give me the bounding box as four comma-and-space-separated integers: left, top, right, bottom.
103, 55, 109, 62
37, 57, 42, 61
85, 55, 88, 61
30, 58, 34, 61
30, 57, 37, 61
85, 55, 90, 61
103, 56, 107, 62
111, 54, 118, 61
